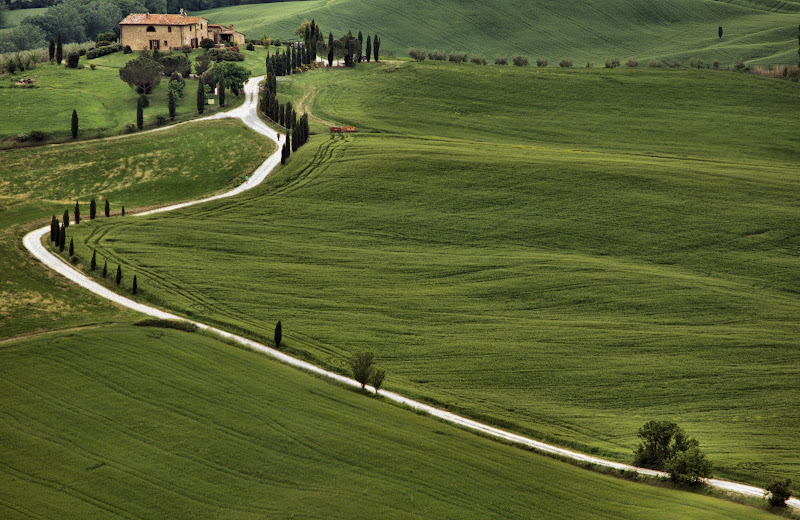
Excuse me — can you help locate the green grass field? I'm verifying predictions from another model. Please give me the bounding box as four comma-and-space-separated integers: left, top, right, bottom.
0, 46, 270, 141
196, 0, 800, 65
0, 119, 272, 339
70, 62, 800, 490
0, 7, 47, 33
0, 323, 777, 519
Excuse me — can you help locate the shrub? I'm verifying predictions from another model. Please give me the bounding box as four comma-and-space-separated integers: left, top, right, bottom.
449, 53, 467, 63
428, 50, 446, 61
512, 55, 529, 66
66, 51, 80, 68
123, 45, 132, 54
134, 319, 197, 332
586, 62, 593, 68
713, 60, 720, 70
604, 58, 620, 68
766, 478, 793, 507
494, 57, 507, 65
78, 48, 87, 56
90, 64, 96, 70
29, 130, 47, 141
408, 49, 426, 62
160, 53, 191, 76
350, 352, 375, 390
649, 60, 662, 68
470, 56, 487, 65
733, 58, 746, 71
626, 58, 638, 68
559, 58, 573, 68
536, 57, 548, 67
155, 114, 168, 125
96, 32, 116, 46
206, 48, 244, 62
181, 45, 193, 54
666, 446, 712, 486
86, 43, 121, 59
668, 60, 681, 68
125, 123, 136, 133
246, 42, 254, 51
689, 57, 704, 69
16, 133, 28, 142
371, 368, 386, 392
200, 38, 215, 49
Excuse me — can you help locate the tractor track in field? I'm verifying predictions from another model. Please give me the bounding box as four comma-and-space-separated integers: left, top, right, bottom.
22, 74, 800, 513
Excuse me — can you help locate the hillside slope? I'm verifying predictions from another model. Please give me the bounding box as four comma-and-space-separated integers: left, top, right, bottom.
197, 0, 799, 64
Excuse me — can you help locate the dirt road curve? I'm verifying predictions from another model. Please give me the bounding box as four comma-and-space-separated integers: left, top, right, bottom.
22, 75, 799, 512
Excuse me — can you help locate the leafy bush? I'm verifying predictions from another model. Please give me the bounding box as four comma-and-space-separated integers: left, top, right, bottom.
155, 114, 168, 126
470, 56, 487, 65
448, 53, 467, 63
86, 43, 121, 60
649, 60, 662, 68
626, 58, 638, 68
512, 55, 528, 66
428, 50, 446, 61
29, 130, 47, 141
604, 58, 620, 68
134, 318, 198, 332
125, 123, 136, 133
181, 45, 193, 54
494, 57, 507, 65
713, 60, 720, 70
689, 57, 704, 69
79, 48, 87, 56
160, 53, 191, 77
89, 63, 96, 70
246, 42, 254, 51
766, 478, 793, 507
586, 62, 593, 68
733, 58, 746, 71
200, 38, 215, 50
666, 446, 712, 486
408, 49, 426, 62
66, 51, 79, 68
668, 60, 681, 68
559, 58, 573, 68
206, 48, 244, 62
123, 45, 132, 54
536, 57, 548, 67
96, 32, 116, 46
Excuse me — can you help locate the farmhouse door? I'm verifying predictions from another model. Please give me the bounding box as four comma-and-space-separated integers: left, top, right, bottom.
149, 40, 160, 50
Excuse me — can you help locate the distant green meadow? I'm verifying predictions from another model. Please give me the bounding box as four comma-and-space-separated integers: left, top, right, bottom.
0, 324, 777, 519
70, 62, 800, 491
197, 0, 800, 64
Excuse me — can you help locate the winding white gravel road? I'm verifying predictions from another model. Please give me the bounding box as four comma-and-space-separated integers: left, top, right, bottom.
22, 75, 799, 511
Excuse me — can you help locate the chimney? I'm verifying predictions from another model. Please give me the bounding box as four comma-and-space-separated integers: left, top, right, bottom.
146, 12, 149, 17
229, 24, 233, 29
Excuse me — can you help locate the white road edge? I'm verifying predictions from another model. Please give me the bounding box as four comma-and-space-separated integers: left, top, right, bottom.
22, 75, 799, 512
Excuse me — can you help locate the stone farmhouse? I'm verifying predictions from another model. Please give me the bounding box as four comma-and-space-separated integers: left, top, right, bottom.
119, 12, 246, 51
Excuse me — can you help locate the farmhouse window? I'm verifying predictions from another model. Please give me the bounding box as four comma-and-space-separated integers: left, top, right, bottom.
146, 25, 156, 32
168, 26, 172, 33
164, 40, 168, 46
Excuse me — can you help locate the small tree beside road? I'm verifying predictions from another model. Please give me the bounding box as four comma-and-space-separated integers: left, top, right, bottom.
766, 478, 792, 507
349, 352, 387, 392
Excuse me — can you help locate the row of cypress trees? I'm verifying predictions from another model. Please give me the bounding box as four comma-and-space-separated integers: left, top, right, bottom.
47, 31, 63, 65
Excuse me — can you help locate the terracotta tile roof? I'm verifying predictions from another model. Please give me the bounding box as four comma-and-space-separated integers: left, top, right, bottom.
120, 13, 207, 26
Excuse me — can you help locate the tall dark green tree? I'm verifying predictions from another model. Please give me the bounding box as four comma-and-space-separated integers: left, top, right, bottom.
122, 205, 125, 216
56, 30, 62, 65
104, 199, 110, 217
68, 238, 74, 256
357, 31, 363, 62
137, 96, 144, 129
328, 32, 334, 66
50, 215, 57, 242
90, 250, 96, 271
63, 209, 69, 228
218, 74, 225, 107
132, 275, 138, 295
279, 104, 285, 127
168, 89, 176, 120
274, 320, 282, 348
58, 225, 65, 252
102, 260, 107, 278
197, 76, 205, 114
280, 143, 287, 164
365, 35, 371, 63
373, 34, 380, 62
48, 38, 55, 62
89, 198, 96, 220
74, 201, 80, 224
718, 26, 723, 39
71, 109, 78, 139
115, 265, 122, 285
797, 24, 799, 66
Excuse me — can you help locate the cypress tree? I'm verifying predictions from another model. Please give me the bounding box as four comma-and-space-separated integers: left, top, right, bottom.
274, 320, 282, 348
137, 96, 144, 129
59, 225, 65, 252
218, 74, 225, 107
279, 104, 285, 126
122, 205, 125, 216
292, 126, 299, 152
90, 250, 96, 271
71, 109, 78, 139
68, 238, 74, 256
74, 201, 80, 224
102, 260, 107, 278
104, 199, 110, 217
197, 77, 205, 114
116, 265, 122, 285
357, 31, 363, 62
797, 24, 799, 66
168, 89, 176, 120
366, 35, 371, 63
50, 215, 57, 242
374, 34, 380, 62
56, 31, 62, 65
63, 209, 69, 228
328, 32, 334, 66
132, 275, 138, 295
90, 198, 96, 220
48, 38, 55, 62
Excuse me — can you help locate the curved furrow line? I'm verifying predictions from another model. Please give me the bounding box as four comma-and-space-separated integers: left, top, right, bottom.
21, 73, 799, 512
